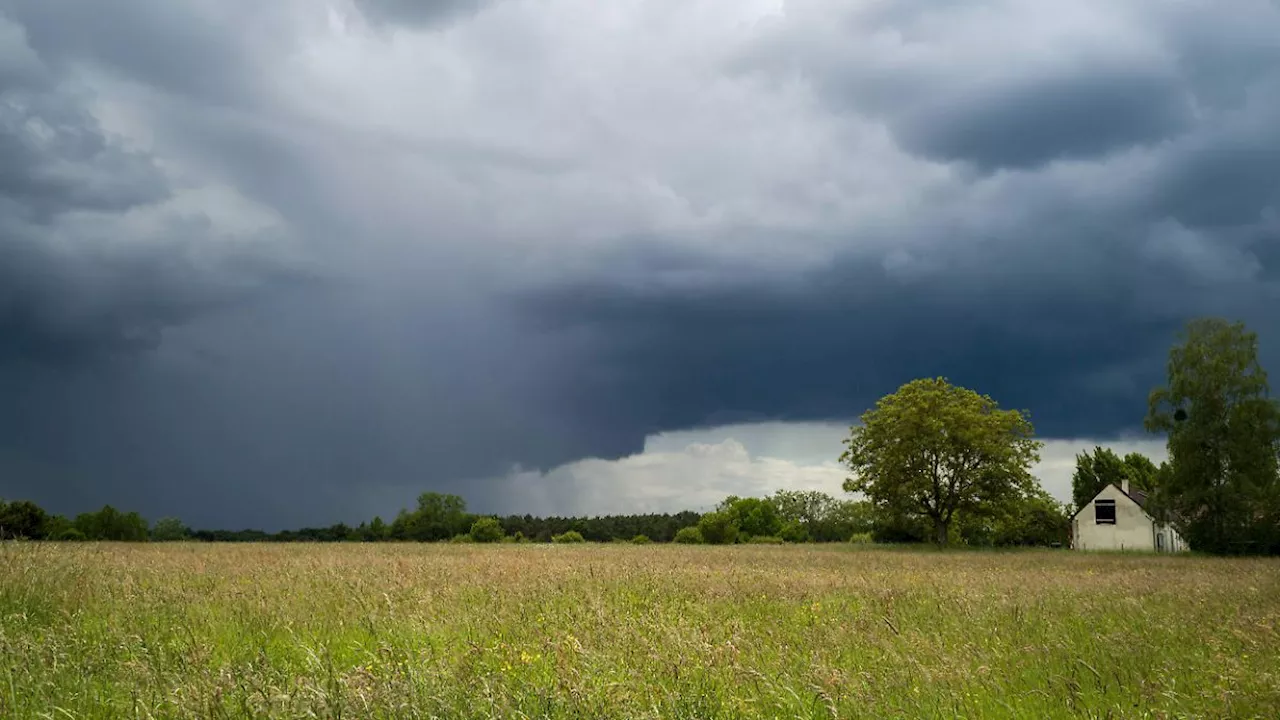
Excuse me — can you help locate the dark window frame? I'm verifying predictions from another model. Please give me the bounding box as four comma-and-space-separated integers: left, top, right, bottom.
1095, 499, 1116, 525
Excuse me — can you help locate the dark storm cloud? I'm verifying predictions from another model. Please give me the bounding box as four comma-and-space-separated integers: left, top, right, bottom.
892, 70, 1191, 171
0, 6, 312, 525
515, 0, 1280, 444
517, 225, 1244, 443
0, 14, 294, 367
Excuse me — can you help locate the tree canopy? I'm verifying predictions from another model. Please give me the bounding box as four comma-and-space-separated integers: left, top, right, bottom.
841, 377, 1043, 546
1146, 318, 1280, 554
1071, 447, 1161, 509
717, 496, 781, 539
150, 517, 190, 542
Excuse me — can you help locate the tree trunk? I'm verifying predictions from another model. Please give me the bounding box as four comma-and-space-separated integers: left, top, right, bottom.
935, 518, 949, 547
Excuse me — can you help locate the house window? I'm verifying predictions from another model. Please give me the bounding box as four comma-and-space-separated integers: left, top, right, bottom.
1095, 499, 1116, 524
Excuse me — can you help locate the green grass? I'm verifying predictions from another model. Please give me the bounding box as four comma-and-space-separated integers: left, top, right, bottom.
1, 543, 1277, 719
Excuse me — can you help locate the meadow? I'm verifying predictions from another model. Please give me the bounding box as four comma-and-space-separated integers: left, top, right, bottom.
1, 543, 1277, 719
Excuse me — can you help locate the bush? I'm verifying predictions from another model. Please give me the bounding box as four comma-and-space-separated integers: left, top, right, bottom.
780, 521, 809, 543
722, 497, 782, 539
469, 517, 504, 543
747, 535, 784, 544
501, 531, 527, 544
54, 528, 85, 541
449, 533, 475, 543
150, 517, 189, 542
631, 534, 651, 544
849, 532, 874, 544
697, 511, 739, 545
673, 527, 703, 544
552, 530, 585, 544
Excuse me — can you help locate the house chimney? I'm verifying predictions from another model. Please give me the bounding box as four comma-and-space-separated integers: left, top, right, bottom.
1121, 478, 1130, 495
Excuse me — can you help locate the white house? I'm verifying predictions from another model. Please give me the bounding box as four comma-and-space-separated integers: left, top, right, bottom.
1071, 479, 1188, 552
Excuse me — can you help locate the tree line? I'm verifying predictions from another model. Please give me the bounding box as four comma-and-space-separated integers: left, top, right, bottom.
0, 487, 1069, 547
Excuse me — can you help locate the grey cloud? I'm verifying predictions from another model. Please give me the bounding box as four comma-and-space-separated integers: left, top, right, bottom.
736, 0, 1278, 172
0, 97, 166, 223
2, 0, 296, 104
0, 21, 297, 368
892, 69, 1191, 170
1149, 114, 1280, 229
352, 0, 492, 29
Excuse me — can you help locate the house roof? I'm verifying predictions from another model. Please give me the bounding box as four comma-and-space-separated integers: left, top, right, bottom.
1124, 488, 1149, 508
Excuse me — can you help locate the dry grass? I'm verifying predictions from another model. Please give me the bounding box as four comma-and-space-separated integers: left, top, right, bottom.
1, 543, 1278, 719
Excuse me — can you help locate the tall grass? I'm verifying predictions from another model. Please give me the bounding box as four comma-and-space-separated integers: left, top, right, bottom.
1, 542, 1277, 719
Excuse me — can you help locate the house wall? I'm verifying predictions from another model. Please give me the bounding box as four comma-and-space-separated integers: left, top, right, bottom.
1072, 485, 1156, 551
1153, 523, 1188, 553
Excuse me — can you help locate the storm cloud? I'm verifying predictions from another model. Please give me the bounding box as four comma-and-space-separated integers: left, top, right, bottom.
1, 0, 1278, 528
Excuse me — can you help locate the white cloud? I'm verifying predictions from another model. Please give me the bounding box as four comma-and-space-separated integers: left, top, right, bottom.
475, 422, 1170, 517
489, 436, 847, 516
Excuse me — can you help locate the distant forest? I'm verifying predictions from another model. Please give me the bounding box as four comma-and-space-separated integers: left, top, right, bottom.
0, 487, 1069, 547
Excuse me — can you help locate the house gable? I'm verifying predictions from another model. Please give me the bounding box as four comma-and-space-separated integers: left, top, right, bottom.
1071, 483, 1153, 524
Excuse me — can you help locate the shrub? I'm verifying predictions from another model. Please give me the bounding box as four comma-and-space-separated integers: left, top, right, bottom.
697, 511, 739, 545
55, 528, 85, 541
150, 517, 189, 542
673, 527, 703, 544
780, 521, 810, 543
449, 533, 475, 543
469, 517, 504, 543
721, 497, 782, 539
747, 535, 784, 544
631, 534, 651, 544
849, 532, 874, 544
552, 530, 585, 544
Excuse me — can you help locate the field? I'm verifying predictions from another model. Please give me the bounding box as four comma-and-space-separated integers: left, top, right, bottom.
2, 544, 1278, 719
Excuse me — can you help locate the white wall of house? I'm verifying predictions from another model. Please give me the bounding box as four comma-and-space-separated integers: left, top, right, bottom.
1071, 484, 1188, 552
1153, 522, 1188, 553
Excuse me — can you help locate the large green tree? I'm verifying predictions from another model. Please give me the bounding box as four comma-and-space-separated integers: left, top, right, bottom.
696, 510, 739, 545
717, 496, 782, 539
390, 492, 471, 541
0, 499, 49, 539
73, 505, 149, 541
841, 378, 1043, 546
150, 517, 189, 542
1146, 318, 1280, 554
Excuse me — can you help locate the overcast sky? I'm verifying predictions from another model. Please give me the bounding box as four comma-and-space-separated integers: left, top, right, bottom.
1, 0, 1277, 529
